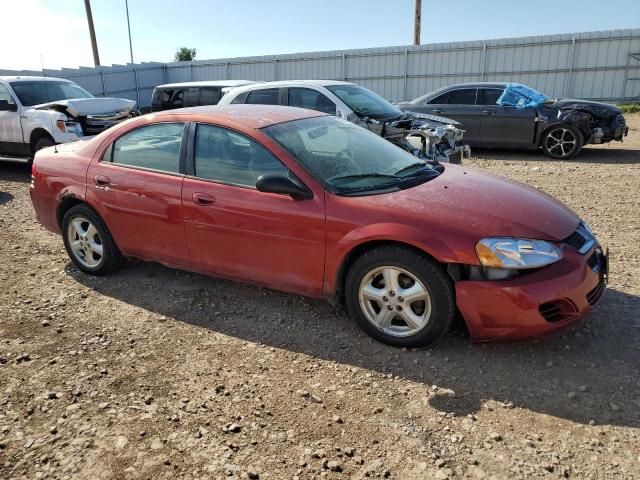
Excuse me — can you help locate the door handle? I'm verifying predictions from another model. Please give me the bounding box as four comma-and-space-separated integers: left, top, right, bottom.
433, 109, 445, 114
192, 192, 216, 206
94, 175, 111, 187
482, 110, 495, 115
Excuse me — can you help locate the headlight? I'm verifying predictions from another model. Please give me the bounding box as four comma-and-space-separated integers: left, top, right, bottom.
65, 121, 83, 137
476, 238, 562, 269
56, 120, 83, 137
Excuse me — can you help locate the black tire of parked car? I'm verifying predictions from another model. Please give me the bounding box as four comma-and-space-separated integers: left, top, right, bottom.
540, 124, 584, 159
344, 246, 455, 347
61, 204, 124, 275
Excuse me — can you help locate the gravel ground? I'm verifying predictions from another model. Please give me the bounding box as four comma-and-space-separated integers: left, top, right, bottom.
0, 115, 639, 480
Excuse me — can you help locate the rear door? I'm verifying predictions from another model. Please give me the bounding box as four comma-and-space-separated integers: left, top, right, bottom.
417, 88, 482, 144
86, 122, 190, 266
478, 88, 537, 147
181, 123, 326, 295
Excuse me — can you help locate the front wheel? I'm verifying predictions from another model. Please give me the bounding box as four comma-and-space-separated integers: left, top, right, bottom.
541, 125, 583, 159
344, 246, 455, 347
61, 204, 124, 275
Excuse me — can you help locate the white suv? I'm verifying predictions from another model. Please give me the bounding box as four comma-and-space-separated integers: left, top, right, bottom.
219, 80, 469, 163
0, 76, 138, 161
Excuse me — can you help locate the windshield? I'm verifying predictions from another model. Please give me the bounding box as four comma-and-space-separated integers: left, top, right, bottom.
10, 81, 93, 106
263, 116, 441, 195
326, 85, 402, 120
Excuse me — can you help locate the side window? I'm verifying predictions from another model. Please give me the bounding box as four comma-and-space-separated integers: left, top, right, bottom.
185, 88, 200, 107
245, 88, 279, 105
288, 88, 336, 115
109, 123, 184, 173
194, 124, 287, 187
160, 89, 185, 109
0, 84, 16, 104
447, 89, 477, 105
428, 92, 449, 104
199, 87, 220, 106
478, 88, 504, 106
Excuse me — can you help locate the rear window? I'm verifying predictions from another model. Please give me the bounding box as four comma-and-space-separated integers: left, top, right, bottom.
245, 88, 279, 105
447, 89, 477, 105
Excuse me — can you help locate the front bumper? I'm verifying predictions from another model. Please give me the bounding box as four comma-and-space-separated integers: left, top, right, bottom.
455, 245, 607, 342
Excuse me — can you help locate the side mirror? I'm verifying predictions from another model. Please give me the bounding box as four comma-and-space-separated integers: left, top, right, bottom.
0, 100, 17, 112
256, 173, 313, 200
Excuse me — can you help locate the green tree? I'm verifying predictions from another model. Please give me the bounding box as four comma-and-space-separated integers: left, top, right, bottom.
174, 47, 196, 62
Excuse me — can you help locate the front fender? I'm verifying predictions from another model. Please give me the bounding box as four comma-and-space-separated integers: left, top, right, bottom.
324, 222, 472, 295
535, 111, 592, 145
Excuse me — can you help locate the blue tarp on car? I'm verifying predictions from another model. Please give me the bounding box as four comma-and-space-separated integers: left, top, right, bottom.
496, 83, 547, 109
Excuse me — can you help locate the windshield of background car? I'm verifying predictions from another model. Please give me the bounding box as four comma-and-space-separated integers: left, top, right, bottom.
326, 85, 402, 120
9, 81, 94, 106
263, 116, 441, 195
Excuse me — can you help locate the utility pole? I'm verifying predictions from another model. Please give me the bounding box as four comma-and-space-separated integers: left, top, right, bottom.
125, 0, 134, 63
84, 0, 100, 66
414, 0, 421, 45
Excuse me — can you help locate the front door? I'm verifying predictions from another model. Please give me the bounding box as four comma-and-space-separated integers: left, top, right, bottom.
0, 83, 24, 155
86, 122, 190, 266
181, 123, 325, 296
477, 88, 537, 147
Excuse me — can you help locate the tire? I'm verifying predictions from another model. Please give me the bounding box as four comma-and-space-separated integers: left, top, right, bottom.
34, 136, 55, 153
344, 246, 455, 347
61, 204, 124, 275
541, 124, 583, 159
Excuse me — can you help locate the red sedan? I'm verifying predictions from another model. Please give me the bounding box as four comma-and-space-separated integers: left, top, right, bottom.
29, 105, 608, 347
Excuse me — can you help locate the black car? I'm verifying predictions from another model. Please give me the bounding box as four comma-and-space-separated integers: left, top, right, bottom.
397, 82, 629, 159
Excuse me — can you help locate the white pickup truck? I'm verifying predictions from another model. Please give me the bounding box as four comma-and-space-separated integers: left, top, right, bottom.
0, 76, 139, 162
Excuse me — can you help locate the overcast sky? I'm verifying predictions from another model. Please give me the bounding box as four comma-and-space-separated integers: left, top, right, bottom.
2, 0, 639, 71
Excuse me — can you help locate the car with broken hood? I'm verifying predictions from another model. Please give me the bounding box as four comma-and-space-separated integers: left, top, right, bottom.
0, 76, 139, 161
397, 82, 629, 159
218, 80, 470, 163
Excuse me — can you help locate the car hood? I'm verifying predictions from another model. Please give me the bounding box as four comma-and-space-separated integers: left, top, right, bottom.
361, 164, 579, 241
33, 97, 136, 117
547, 98, 620, 116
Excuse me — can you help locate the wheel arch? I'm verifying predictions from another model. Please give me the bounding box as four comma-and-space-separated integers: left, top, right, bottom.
333, 239, 446, 299
29, 128, 55, 154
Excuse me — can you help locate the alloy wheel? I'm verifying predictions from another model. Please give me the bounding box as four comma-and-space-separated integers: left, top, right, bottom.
358, 266, 432, 337
545, 128, 577, 157
66, 216, 104, 269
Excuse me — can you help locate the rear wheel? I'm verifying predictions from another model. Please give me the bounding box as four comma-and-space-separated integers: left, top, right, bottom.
541, 125, 583, 159
345, 246, 455, 347
61, 204, 124, 275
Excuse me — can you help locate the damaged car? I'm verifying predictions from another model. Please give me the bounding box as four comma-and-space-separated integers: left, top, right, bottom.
218, 80, 469, 163
0, 76, 139, 162
397, 82, 629, 159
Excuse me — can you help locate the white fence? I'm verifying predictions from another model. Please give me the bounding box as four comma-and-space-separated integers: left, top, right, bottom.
2, 29, 640, 108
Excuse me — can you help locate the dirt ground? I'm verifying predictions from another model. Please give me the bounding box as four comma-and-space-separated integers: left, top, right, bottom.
0, 115, 639, 480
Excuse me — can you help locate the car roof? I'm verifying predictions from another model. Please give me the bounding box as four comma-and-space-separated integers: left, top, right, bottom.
154, 80, 256, 89
224, 79, 355, 95
154, 104, 326, 128
438, 82, 509, 90
0, 76, 72, 83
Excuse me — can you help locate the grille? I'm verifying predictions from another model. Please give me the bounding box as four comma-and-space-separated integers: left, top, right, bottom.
539, 299, 579, 324
563, 222, 595, 254
81, 111, 132, 136
586, 279, 606, 306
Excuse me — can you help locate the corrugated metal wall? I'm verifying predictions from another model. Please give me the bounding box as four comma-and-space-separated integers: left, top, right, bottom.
2, 29, 639, 108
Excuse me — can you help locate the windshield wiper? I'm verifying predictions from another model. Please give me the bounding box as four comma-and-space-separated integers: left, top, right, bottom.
394, 162, 428, 176
328, 172, 398, 182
